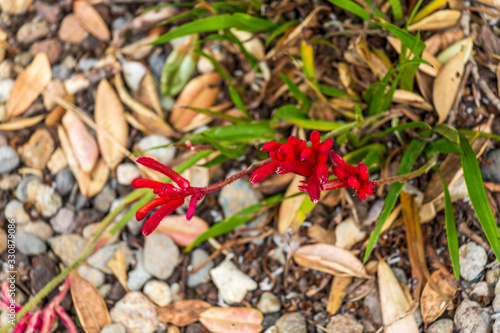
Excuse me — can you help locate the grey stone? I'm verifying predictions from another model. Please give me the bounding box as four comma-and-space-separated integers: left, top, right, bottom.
187, 249, 213, 288
143, 280, 172, 306
494, 319, 500, 333
459, 242, 488, 281
137, 135, 176, 164
52, 64, 71, 81
19, 221, 53, 241
16, 20, 50, 45
149, 52, 166, 80
78, 264, 105, 288
0, 174, 21, 190
144, 234, 179, 279
0, 146, 19, 174
0, 79, 14, 103
99, 284, 112, 298
101, 323, 126, 333
428, 318, 453, 333
20, 128, 54, 169
50, 208, 76, 234
257, 292, 281, 314
110, 292, 159, 333
78, 58, 99, 71
482, 149, 500, 183
470, 281, 493, 306
327, 314, 363, 333
487, 266, 500, 287
55, 168, 75, 196
48, 234, 87, 266
17, 230, 46, 255
15, 175, 40, 202
88, 242, 131, 274
4, 200, 30, 224
93, 185, 116, 213
27, 181, 62, 218
454, 299, 491, 333
116, 163, 140, 186
127, 251, 152, 291
210, 260, 257, 304
493, 293, 500, 313
275, 313, 307, 333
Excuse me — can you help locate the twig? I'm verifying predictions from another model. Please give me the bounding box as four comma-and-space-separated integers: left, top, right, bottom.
470, 58, 500, 114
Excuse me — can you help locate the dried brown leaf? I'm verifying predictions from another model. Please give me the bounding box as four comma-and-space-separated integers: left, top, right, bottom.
157, 300, 212, 326
95, 79, 128, 169
70, 272, 111, 332
62, 111, 99, 173
0, 115, 45, 131
156, 216, 209, 247
421, 270, 457, 325
136, 70, 163, 118
432, 51, 464, 123
73, 0, 110, 42
327, 276, 352, 315
0, 0, 32, 14
387, 36, 441, 77
408, 10, 461, 31
307, 224, 336, 245
293, 243, 369, 278
199, 307, 263, 333
58, 14, 89, 45
278, 175, 305, 234
106, 247, 129, 292
6, 53, 51, 121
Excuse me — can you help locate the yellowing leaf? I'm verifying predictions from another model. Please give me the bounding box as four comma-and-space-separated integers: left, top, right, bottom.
378, 259, 419, 333
136, 70, 163, 118
387, 36, 441, 77
432, 51, 464, 123
70, 272, 111, 332
421, 270, 457, 325
157, 300, 212, 327
156, 216, 209, 247
199, 307, 263, 333
327, 276, 352, 315
293, 243, 369, 278
408, 10, 461, 32
73, 0, 110, 42
0, 115, 45, 131
107, 247, 129, 292
95, 79, 128, 169
62, 111, 99, 173
6, 53, 51, 121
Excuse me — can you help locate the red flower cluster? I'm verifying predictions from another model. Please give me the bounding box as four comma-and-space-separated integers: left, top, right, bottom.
250, 131, 332, 202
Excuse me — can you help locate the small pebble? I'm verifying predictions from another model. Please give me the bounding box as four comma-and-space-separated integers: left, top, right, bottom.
470, 281, 493, 306
52, 64, 71, 81
187, 249, 213, 288
0, 146, 20, 174
48, 234, 87, 266
19, 221, 53, 241
210, 260, 257, 304
17, 230, 46, 255
93, 185, 116, 213
127, 251, 152, 291
257, 292, 281, 314
0, 174, 21, 190
88, 242, 131, 274
0, 79, 14, 103
4, 200, 30, 224
15, 175, 40, 202
428, 318, 454, 333
494, 319, 500, 333
144, 234, 179, 280
143, 280, 172, 307
50, 208, 76, 234
78, 264, 105, 288
137, 135, 176, 164
459, 242, 488, 281
47, 148, 68, 174
493, 294, 500, 313
116, 163, 141, 186
481, 149, 500, 183
454, 299, 491, 333
148, 52, 166, 80
0, 229, 7, 254
20, 128, 55, 169
99, 284, 112, 298
327, 313, 363, 333
55, 168, 75, 196
31, 38, 62, 64
101, 323, 126, 333
275, 313, 307, 333
486, 266, 500, 286
14, 52, 32, 67
16, 20, 50, 45
110, 292, 159, 333
27, 181, 62, 218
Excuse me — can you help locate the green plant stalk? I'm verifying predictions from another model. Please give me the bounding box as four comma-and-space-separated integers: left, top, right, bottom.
372, 154, 437, 187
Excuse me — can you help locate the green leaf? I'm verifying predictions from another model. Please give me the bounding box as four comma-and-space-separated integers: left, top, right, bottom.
426, 138, 461, 156
266, 20, 299, 46
458, 129, 500, 142
185, 122, 276, 144
327, 0, 370, 20
179, 106, 247, 123
184, 193, 284, 252
196, 49, 232, 83
205, 32, 258, 68
201, 133, 246, 158
434, 123, 459, 144
200, 154, 230, 168
316, 83, 350, 98
159, 8, 208, 26
364, 139, 426, 262
375, 20, 425, 56
321, 121, 362, 140
228, 86, 252, 119
274, 105, 348, 131
459, 134, 500, 264
435, 167, 460, 280
154, 13, 277, 44
358, 121, 431, 146
388, 0, 403, 21
279, 73, 311, 112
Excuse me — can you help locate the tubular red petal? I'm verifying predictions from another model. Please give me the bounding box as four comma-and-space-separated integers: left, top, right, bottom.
287, 136, 298, 146
261, 142, 281, 152
320, 137, 333, 153
330, 152, 359, 176
310, 131, 320, 154
131, 178, 164, 189
186, 193, 202, 221
358, 163, 369, 182
54, 305, 78, 333
294, 139, 307, 158
279, 143, 295, 159
305, 176, 321, 203
300, 148, 316, 166
332, 165, 349, 180
26, 311, 42, 333
39, 308, 55, 333
358, 188, 367, 200
276, 160, 313, 177
250, 161, 280, 183
136, 196, 173, 221
136, 157, 190, 189
142, 197, 185, 236
347, 176, 361, 190
323, 178, 348, 190
363, 182, 374, 196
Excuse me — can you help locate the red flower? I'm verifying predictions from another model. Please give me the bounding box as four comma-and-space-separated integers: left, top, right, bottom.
323, 152, 374, 200
250, 131, 332, 202
131, 157, 201, 236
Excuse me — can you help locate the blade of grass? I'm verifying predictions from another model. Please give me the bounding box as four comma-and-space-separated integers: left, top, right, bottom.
364, 139, 426, 262
459, 134, 500, 263
388, 0, 403, 21
266, 20, 299, 46
358, 121, 431, 146
279, 73, 311, 112
185, 122, 276, 144
435, 167, 460, 280
228, 86, 252, 119
301, 41, 317, 84
196, 49, 232, 83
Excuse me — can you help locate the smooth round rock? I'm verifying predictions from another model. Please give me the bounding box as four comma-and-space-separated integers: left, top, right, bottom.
0, 146, 20, 174
116, 163, 140, 186
55, 168, 75, 196
48, 234, 87, 266
137, 135, 176, 164
454, 300, 491, 333
275, 313, 306, 333
15, 175, 40, 202
26, 181, 62, 218
0, 79, 14, 103
16, 20, 50, 45
494, 319, 500, 333
493, 293, 500, 313
459, 242, 488, 281
5, 200, 30, 224
210, 260, 257, 304
50, 208, 76, 234
0, 174, 21, 190
19, 221, 53, 241
20, 128, 55, 169
482, 149, 500, 183
327, 314, 363, 333
143, 280, 172, 307
110, 292, 159, 333
257, 292, 281, 314
428, 318, 453, 333
78, 264, 105, 288
187, 248, 213, 288
144, 234, 179, 280
93, 185, 116, 213
101, 323, 126, 333
17, 230, 46, 255
127, 251, 152, 291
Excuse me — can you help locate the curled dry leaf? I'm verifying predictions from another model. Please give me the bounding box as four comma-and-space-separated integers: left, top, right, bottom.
70, 272, 111, 332
73, 0, 110, 42
387, 36, 441, 77
327, 276, 352, 315
307, 224, 336, 245
58, 14, 89, 45
6, 53, 51, 121
392, 90, 433, 111
106, 247, 129, 292
293, 243, 369, 278
278, 175, 306, 234
408, 10, 461, 32
61, 111, 99, 174
156, 215, 209, 247
378, 259, 419, 333
231, 29, 265, 61
199, 307, 263, 333
437, 37, 473, 65
170, 73, 222, 130
421, 270, 457, 325
157, 300, 212, 327
136, 70, 163, 118
334, 218, 366, 250
432, 51, 464, 123
0, 114, 45, 131
95, 79, 128, 169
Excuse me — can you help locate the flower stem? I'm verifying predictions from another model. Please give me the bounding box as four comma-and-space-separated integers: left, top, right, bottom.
372, 155, 437, 187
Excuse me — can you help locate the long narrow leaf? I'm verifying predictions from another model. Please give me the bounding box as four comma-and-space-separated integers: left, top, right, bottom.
388, 0, 403, 21
228, 86, 252, 119
279, 73, 311, 112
